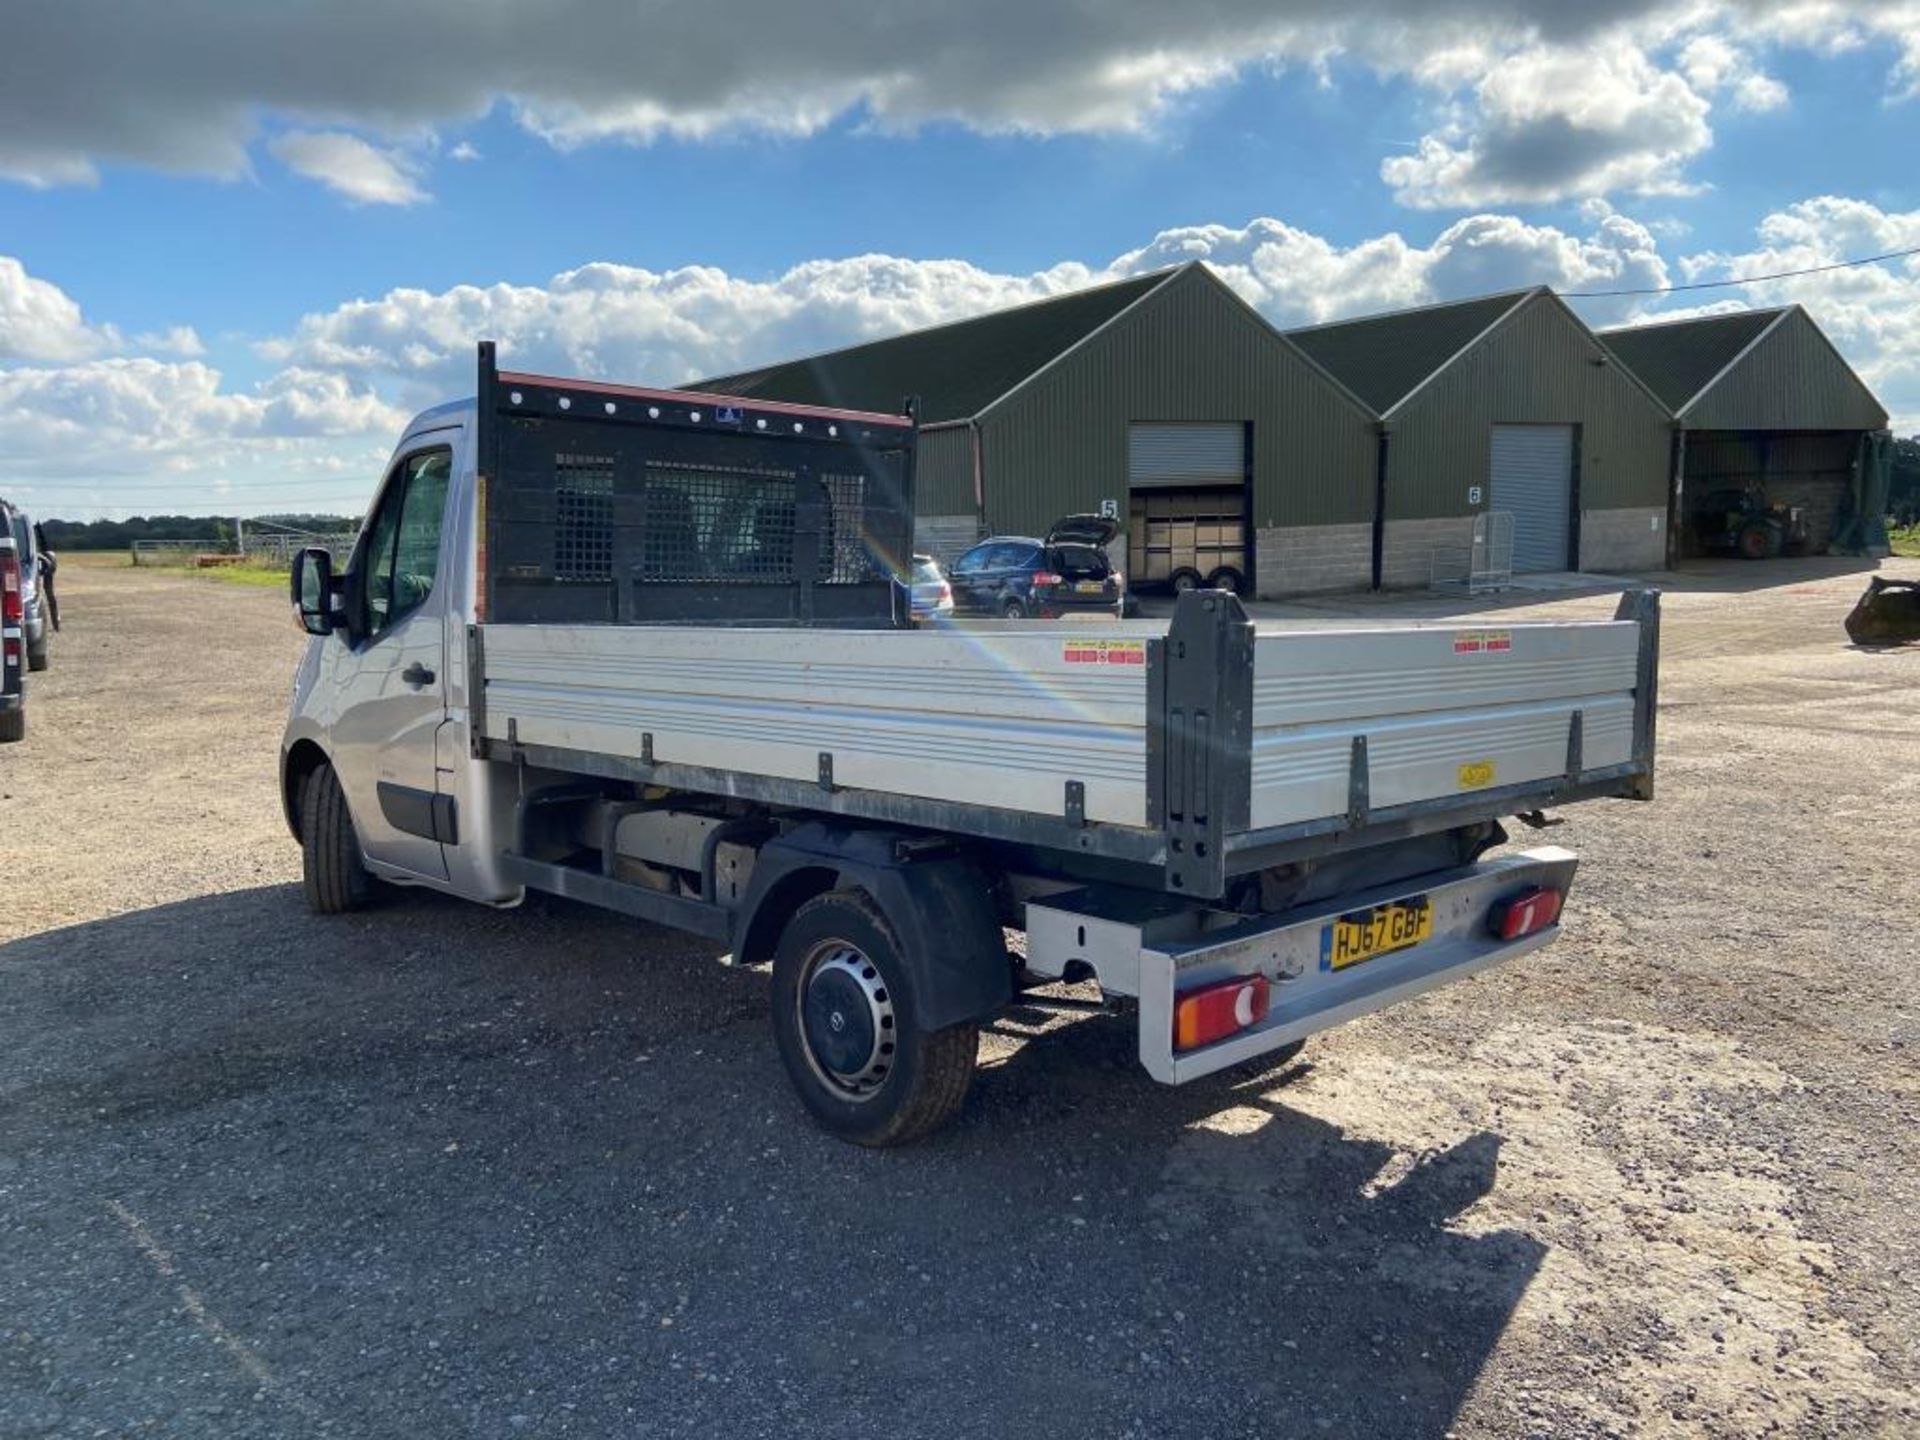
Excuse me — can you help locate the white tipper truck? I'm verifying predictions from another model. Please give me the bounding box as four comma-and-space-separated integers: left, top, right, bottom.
281, 343, 1659, 1145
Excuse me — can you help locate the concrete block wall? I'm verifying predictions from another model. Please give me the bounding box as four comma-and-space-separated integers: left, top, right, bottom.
1578, 506, 1666, 571
1254, 510, 1669, 598
1381, 517, 1475, 590
1255, 522, 1373, 597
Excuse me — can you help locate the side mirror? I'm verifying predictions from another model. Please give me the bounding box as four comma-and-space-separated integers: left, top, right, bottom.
291, 546, 337, 636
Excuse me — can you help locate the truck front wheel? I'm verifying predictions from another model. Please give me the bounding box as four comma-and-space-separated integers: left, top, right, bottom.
770, 889, 978, 1146
300, 762, 374, 914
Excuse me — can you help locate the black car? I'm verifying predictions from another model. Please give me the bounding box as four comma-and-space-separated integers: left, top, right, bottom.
948, 515, 1124, 619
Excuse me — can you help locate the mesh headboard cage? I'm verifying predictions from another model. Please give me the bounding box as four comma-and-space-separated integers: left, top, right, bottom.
478, 345, 917, 627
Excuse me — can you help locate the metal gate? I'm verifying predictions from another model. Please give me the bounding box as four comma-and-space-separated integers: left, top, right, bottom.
1489, 424, 1573, 572
1128, 422, 1246, 489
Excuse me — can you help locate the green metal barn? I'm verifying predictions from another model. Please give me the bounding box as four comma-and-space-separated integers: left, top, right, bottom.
695, 262, 1379, 597
695, 269, 1889, 598
1286, 288, 1675, 583
1598, 306, 1890, 557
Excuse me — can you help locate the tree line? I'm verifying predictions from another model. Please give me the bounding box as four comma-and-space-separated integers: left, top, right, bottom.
1892, 437, 1920, 525
36, 515, 359, 550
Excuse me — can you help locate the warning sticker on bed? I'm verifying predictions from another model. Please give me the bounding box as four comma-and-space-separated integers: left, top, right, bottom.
1458, 759, 1498, 789
1063, 638, 1146, 666
1452, 629, 1513, 655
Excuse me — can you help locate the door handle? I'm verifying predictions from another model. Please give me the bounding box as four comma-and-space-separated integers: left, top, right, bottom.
401, 661, 435, 688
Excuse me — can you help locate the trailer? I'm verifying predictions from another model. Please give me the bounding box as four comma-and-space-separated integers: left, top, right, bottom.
282, 343, 1657, 1145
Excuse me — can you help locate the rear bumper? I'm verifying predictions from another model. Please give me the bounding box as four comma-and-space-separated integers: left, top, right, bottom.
2, 621, 21, 701
1025, 847, 1577, 1084
1137, 846, 1578, 1082
1034, 596, 1123, 620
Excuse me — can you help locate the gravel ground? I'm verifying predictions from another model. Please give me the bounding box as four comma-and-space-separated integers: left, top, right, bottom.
1, 556, 1916, 1439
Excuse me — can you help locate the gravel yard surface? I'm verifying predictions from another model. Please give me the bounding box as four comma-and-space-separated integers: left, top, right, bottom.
1, 556, 1916, 1439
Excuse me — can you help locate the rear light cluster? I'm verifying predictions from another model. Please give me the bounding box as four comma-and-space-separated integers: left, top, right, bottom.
1491, 887, 1564, 941
1173, 974, 1270, 1052
0, 551, 20, 624
1, 550, 20, 672
1030, 570, 1065, 588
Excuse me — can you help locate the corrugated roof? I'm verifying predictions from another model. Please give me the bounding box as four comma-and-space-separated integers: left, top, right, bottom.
1284, 290, 1532, 414
691, 268, 1177, 424
1597, 308, 1785, 413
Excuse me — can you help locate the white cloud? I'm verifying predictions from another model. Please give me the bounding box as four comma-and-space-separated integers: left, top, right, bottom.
0, 255, 123, 361
262, 207, 1675, 408
0, 255, 205, 363
1382, 42, 1715, 208
447, 141, 481, 162
132, 325, 208, 358
0, 4, 1917, 208
269, 131, 428, 206
0, 357, 407, 502
1678, 35, 1789, 112
1108, 212, 1672, 326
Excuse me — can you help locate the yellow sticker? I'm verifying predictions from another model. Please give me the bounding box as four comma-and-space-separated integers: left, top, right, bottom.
1063, 638, 1146, 666
1458, 759, 1497, 789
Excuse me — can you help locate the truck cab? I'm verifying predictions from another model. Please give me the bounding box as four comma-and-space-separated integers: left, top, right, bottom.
283, 401, 488, 893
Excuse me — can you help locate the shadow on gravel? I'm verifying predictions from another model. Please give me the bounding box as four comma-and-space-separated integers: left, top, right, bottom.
0, 883, 1543, 1440
1657, 553, 1882, 593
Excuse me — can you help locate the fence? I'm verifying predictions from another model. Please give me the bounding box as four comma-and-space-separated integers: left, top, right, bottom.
129, 533, 358, 569
239, 532, 358, 568
1429, 511, 1515, 595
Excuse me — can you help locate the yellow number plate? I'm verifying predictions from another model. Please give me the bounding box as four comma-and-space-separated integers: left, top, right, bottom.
1320, 898, 1434, 972
1075, 580, 1104, 594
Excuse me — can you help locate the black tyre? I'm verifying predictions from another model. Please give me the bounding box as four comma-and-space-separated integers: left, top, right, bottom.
0, 709, 22, 744
1737, 524, 1773, 560
1206, 567, 1246, 596
1170, 569, 1202, 595
300, 762, 374, 914
1001, 598, 1028, 619
26, 643, 47, 673
770, 889, 979, 1147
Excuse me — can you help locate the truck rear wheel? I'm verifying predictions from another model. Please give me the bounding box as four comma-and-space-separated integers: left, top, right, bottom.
26, 642, 47, 673
300, 762, 374, 914
0, 709, 22, 744
770, 889, 978, 1146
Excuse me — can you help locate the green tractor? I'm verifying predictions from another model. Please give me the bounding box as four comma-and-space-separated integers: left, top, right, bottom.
1693, 485, 1812, 560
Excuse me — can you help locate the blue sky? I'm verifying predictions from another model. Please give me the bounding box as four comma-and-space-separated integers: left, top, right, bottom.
0, 1, 1916, 519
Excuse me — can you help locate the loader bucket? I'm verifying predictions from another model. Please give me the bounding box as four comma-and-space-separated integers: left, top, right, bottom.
1844, 577, 1920, 646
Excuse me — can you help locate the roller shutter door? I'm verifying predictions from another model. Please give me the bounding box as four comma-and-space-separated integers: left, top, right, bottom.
1128, 423, 1245, 489
1490, 425, 1573, 572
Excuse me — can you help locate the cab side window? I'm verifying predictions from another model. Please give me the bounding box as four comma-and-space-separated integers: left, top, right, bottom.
358, 448, 451, 640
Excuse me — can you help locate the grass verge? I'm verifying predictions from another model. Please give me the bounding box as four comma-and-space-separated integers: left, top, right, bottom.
144, 562, 290, 589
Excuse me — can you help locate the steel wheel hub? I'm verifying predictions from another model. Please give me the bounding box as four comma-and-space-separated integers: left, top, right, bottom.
798, 942, 896, 1099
